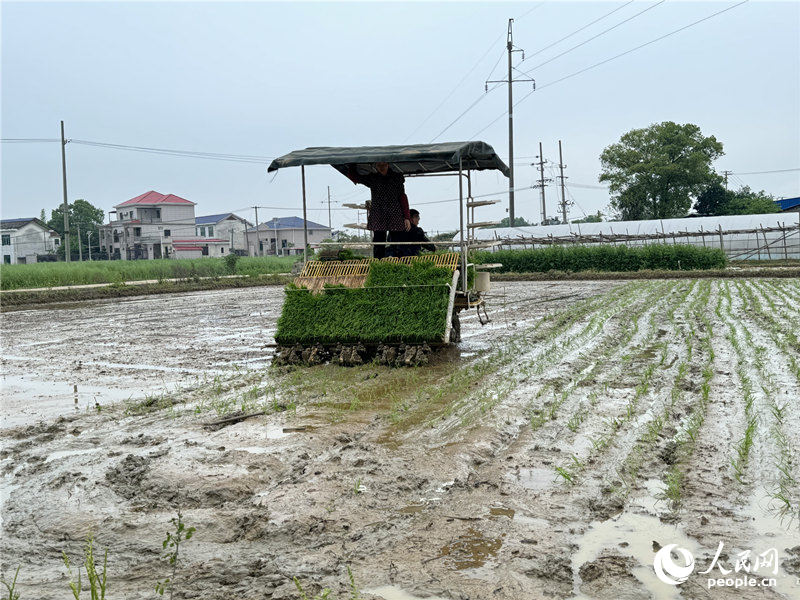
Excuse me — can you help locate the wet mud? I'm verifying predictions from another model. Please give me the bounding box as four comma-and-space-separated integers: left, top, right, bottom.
2, 280, 799, 599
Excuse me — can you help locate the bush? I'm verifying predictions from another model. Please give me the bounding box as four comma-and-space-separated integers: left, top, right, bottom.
472, 244, 726, 273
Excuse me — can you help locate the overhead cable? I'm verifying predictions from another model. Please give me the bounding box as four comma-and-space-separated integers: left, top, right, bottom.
470, 0, 750, 139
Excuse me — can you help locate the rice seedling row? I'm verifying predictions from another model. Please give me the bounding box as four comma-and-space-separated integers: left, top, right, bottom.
730, 280, 800, 521
551, 282, 687, 484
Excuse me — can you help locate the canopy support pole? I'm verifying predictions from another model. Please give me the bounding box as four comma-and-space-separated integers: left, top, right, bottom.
301, 165, 309, 263
459, 158, 467, 293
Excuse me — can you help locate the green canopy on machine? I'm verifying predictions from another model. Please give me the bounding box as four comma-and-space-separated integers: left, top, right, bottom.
267, 141, 510, 178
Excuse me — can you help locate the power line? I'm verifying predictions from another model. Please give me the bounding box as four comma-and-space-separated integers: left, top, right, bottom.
734, 168, 800, 175
403, 47, 506, 144
417, 3, 545, 144
429, 83, 504, 143
470, 0, 750, 139
0, 138, 60, 143
521, 1, 636, 63
69, 139, 275, 164
519, 1, 665, 77
535, 0, 750, 92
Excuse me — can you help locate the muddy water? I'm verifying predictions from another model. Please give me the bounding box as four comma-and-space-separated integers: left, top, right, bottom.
1, 288, 282, 428
2, 280, 800, 600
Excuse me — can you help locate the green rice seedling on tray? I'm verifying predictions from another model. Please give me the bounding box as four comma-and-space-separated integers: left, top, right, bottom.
275, 260, 454, 346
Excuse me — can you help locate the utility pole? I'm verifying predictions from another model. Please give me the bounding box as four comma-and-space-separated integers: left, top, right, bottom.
486, 19, 534, 226
327, 186, 332, 230
722, 170, 732, 191
557, 140, 570, 224
531, 142, 552, 224
87, 231, 92, 261
253, 206, 260, 256
60, 121, 71, 261
77, 223, 82, 261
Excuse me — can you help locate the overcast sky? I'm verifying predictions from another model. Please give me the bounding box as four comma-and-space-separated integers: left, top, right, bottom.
2, 0, 798, 234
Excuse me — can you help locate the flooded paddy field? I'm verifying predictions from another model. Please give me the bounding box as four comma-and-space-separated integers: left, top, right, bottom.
1, 280, 799, 599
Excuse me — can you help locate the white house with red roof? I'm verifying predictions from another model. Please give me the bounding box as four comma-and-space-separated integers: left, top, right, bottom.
99, 191, 228, 260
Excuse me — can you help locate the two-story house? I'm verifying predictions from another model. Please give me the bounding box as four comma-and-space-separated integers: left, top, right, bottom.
195, 213, 252, 256
100, 191, 199, 259
1, 218, 61, 264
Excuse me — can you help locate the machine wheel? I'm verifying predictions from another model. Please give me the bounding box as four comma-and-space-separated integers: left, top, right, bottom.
449, 311, 462, 343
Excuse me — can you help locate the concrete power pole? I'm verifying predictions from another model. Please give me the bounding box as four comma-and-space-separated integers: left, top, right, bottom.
722, 170, 732, 191
60, 121, 71, 261
531, 142, 552, 224
253, 206, 260, 256
77, 223, 82, 261
486, 19, 534, 226
557, 140, 570, 224
327, 186, 332, 230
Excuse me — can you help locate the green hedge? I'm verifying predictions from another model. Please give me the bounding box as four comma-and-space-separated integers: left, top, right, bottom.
275, 260, 453, 345
472, 244, 727, 273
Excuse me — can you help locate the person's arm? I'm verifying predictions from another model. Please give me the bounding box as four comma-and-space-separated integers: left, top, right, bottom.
401, 193, 411, 230
419, 227, 436, 253
344, 163, 364, 186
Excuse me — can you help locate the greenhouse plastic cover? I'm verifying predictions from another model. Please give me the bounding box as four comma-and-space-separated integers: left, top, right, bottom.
469, 213, 800, 241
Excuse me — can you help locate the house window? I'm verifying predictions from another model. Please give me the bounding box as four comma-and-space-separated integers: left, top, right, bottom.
207, 226, 213, 237
54, 238, 60, 246
1, 234, 10, 246
221, 247, 225, 254
113, 232, 119, 243
133, 227, 141, 237
156, 209, 161, 218
164, 229, 171, 237
3, 255, 10, 264
198, 227, 205, 236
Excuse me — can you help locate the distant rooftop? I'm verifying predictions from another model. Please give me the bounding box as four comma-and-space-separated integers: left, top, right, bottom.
116, 191, 195, 208
775, 197, 800, 211
247, 216, 329, 231
195, 213, 249, 225
1, 217, 53, 231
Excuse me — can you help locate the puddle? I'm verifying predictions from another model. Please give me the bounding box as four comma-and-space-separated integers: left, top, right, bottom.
363, 586, 448, 600
506, 467, 554, 491
489, 506, 515, 519
571, 510, 701, 600
397, 504, 425, 514
438, 527, 504, 570
0, 375, 144, 429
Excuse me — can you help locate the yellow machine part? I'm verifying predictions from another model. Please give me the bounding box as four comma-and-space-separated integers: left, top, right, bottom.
294, 252, 460, 293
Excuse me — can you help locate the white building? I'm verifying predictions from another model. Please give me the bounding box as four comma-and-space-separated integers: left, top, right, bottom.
247, 217, 332, 256
196, 213, 252, 255
1, 218, 61, 264
100, 191, 204, 260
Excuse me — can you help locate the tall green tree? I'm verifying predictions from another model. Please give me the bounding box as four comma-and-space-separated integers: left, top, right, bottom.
694, 183, 780, 216
723, 186, 780, 216
48, 199, 105, 259
694, 181, 729, 215
599, 121, 724, 220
